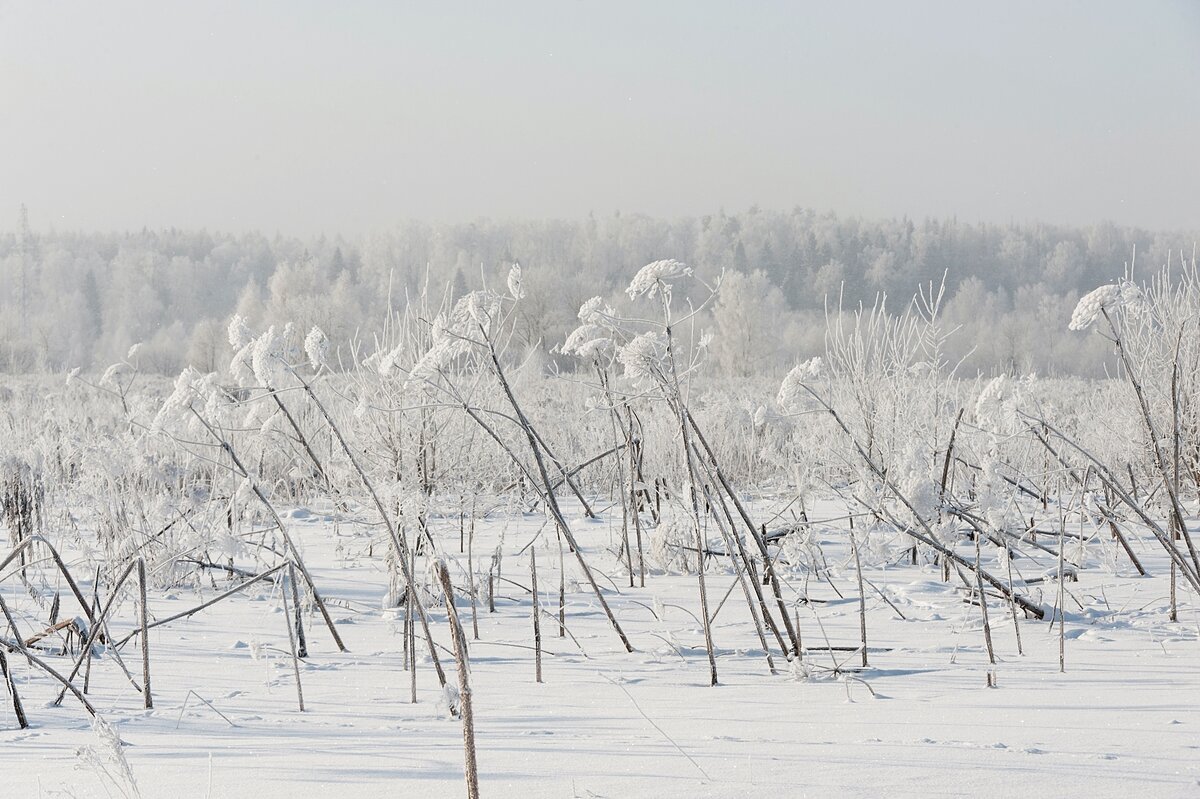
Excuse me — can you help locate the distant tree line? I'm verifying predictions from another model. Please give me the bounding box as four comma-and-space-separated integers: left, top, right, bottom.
1, 206, 1194, 377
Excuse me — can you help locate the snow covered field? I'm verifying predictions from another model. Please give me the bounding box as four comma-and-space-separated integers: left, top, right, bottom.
3, 497, 1197, 798
2, 261, 1199, 798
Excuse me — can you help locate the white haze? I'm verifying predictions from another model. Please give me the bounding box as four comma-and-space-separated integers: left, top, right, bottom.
1, 1, 1198, 234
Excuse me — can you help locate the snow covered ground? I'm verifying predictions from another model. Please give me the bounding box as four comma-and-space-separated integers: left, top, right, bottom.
2, 498, 1198, 798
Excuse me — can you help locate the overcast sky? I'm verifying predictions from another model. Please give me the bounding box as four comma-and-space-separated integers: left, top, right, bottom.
2, 1, 1198, 235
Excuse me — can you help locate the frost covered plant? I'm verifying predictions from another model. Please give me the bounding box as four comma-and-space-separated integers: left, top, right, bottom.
973, 374, 1030, 436
616, 331, 667, 386
890, 442, 934, 522
75, 715, 141, 799
1068, 281, 1146, 331
150, 365, 240, 452
304, 326, 329, 370
438, 682, 462, 719
251, 325, 288, 385
560, 296, 620, 362
99, 362, 129, 390
788, 656, 819, 682
152, 367, 217, 432
614, 257, 728, 679
465, 289, 502, 327
377, 290, 501, 382
229, 349, 253, 384
228, 314, 254, 349
506, 263, 525, 300
227, 314, 259, 381
776, 357, 824, 412
649, 501, 701, 573
626, 259, 692, 300
561, 323, 615, 361
971, 374, 1034, 524
578, 295, 616, 325
229, 321, 305, 387
403, 321, 471, 384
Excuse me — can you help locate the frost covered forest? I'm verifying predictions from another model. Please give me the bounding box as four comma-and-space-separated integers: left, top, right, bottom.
2, 206, 1196, 378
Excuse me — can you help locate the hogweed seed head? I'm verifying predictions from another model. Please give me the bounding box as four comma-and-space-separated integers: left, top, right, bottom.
616, 331, 666, 384
251, 326, 286, 386
626, 259, 692, 300
577, 296, 616, 324
561, 322, 615, 361
1068, 281, 1146, 331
